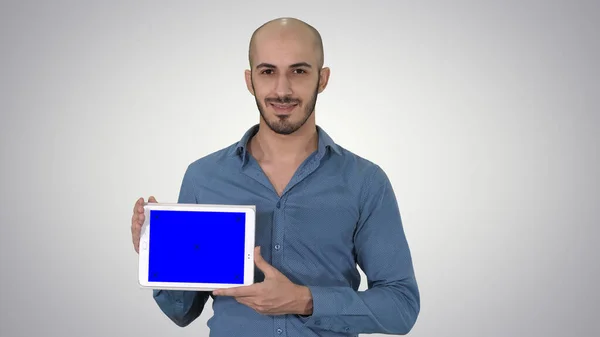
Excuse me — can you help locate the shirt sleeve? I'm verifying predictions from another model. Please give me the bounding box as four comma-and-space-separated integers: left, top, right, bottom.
301, 165, 420, 335
152, 164, 212, 327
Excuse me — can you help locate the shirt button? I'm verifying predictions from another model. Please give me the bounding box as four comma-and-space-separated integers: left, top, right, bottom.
277, 328, 283, 334
276, 201, 281, 208
274, 244, 281, 250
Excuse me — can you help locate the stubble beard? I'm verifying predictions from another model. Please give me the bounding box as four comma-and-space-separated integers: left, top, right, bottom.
252, 77, 320, 135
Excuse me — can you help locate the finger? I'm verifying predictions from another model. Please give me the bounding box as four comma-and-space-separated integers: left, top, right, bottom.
213, 287, 242, 297
239, 298, 271, 315
134, 200, 145, 215
235, 296, 253, 307
234, 297, 264, 314
137, 200, 146, 214
148, 196, 157, 203
134, 197, 144, 213
235, 297, 264, 313
131, 220, 142, 245
131, 212, 142, 250
254, 246, 276, 278
213, 285, 256, 297
132, 219, 140, 240
132, 231, 140, 253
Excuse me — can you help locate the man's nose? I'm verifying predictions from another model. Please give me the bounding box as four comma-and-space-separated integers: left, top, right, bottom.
274, 74, 292, 97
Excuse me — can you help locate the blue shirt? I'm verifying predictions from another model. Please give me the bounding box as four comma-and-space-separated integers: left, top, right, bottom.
152, 125, 420, 336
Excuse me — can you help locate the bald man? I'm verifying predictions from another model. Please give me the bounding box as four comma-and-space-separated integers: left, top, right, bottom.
131, 17, 420, 336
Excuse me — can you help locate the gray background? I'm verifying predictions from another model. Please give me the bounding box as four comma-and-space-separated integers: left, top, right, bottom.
1, 1, 598, 336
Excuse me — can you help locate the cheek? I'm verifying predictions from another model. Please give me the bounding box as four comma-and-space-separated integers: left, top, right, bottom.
295, 79, 319, 94
250, 87, 266, 101
253, 76, 275, 89
252, 83, 272, 99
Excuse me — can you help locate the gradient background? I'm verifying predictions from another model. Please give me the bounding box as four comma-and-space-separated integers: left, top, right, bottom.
1, 1, 598, 337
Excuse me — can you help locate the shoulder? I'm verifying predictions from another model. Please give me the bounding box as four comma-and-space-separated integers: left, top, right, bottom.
334, 144, 390, 188
182, 142, 239, 178
317, 125, 389, 192
332, 146, 399, 218
330, 144, 396, 212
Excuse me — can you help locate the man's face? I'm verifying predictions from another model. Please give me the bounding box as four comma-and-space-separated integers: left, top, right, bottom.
245, 32, 328, 135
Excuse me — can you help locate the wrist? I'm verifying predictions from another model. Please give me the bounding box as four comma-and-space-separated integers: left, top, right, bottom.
295, 285, 313, 315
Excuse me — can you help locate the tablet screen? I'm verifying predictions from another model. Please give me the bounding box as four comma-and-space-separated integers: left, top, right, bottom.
147, 209, 247, 285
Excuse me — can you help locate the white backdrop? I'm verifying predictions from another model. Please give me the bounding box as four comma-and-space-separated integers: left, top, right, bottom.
1, 1, 599, 337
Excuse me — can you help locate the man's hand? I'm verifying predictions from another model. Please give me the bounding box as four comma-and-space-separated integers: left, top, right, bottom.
213, 246, 313, 316
131, 196, 157, 253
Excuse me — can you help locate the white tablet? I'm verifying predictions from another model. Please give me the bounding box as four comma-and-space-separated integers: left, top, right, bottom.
138, 202, 256, 291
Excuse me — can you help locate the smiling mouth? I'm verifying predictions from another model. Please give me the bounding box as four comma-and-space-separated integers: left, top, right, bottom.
270, 103, 298, 114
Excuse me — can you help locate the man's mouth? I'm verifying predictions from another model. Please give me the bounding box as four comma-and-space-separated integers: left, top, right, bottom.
270, 102, 298, 114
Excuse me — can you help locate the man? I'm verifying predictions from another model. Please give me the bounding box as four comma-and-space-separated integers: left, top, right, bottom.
130, 17, 420, 336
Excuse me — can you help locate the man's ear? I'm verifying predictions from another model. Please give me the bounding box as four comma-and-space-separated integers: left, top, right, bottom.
245, 69, 255, 96
317, 67, 331, 93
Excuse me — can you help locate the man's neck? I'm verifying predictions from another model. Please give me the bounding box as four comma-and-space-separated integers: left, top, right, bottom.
249, 121, 319, 164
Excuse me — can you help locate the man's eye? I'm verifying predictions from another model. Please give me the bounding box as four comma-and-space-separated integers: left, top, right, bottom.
261, 69, 274, 75
294, 69, 306, 74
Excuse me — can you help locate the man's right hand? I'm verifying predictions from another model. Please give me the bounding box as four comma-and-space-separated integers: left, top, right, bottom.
131, 196, 157, 253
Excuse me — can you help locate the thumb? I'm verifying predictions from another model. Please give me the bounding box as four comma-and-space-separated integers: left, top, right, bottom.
254, 246, 276, 277
148, 196, 158, 203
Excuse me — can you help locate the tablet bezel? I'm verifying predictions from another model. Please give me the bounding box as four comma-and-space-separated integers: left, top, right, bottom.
138, 202, 256, 291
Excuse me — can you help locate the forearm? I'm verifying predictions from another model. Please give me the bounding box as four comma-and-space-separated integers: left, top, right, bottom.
302, 165, 421, 334
151, 165, 211, 327
150, 166, 211, 326
153, 289, 210, 327
301, 278, 419, 335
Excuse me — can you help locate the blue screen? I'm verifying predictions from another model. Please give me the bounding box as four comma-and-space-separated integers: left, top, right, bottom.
148, 209, 246, 284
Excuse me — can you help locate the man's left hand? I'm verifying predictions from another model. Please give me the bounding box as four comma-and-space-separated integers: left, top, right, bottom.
212, 246, 313, 316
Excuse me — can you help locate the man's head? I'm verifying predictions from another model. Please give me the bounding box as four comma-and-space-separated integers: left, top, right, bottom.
245, 17, 330, 135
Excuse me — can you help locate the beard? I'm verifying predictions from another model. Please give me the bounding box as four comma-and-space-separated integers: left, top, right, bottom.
252, 78, 320, 135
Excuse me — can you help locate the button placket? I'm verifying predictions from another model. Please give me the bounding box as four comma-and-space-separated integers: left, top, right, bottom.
274, 314, 286, 337
272, 194, 288, 337
271, 196, 286, 269
272, 194, 288, 251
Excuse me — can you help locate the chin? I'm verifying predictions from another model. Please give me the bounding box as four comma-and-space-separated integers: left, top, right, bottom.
266, 117, 303, 135
256, 100, 312, 135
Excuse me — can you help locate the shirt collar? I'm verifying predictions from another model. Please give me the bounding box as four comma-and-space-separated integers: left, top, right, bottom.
232, 124, 341, 166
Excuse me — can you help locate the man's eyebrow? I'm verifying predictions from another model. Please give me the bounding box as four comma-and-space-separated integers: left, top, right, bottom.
255, 62, 313, 70
256, 63, 276, 69
289, 62, 312, 68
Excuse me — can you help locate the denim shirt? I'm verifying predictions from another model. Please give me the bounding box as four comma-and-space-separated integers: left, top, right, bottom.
152, 125, 420, 336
